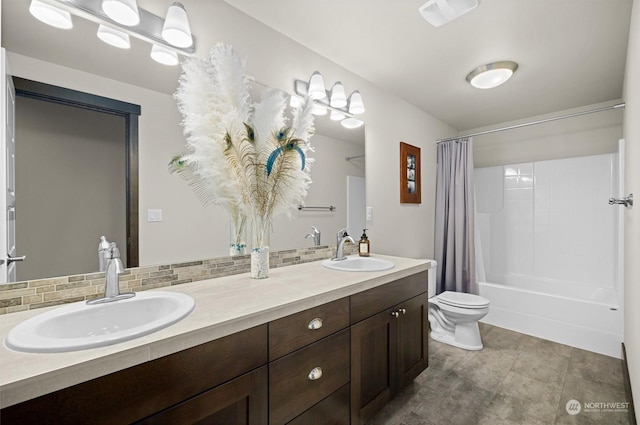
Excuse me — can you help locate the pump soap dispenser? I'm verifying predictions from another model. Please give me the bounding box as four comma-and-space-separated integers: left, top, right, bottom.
358, 229, 370, 257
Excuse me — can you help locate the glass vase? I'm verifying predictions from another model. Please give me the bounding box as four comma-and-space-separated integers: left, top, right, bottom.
250, 216, 270, 279
229, 214, 247, 256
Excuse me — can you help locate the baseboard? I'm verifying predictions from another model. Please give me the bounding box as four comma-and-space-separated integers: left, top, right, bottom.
622, 343, 637, 425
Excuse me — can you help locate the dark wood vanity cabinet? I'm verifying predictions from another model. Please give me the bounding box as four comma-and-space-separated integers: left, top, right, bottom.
0, 269, 429, 425
350, 271, 429, 425
268, 297, 351, 425
0, 325, 269, 425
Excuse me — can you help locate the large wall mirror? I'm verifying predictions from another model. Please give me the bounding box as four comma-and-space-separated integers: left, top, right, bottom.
1, 0, 366, 282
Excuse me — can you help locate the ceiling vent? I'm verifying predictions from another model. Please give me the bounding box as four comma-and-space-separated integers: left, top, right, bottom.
419, 0, 479, 27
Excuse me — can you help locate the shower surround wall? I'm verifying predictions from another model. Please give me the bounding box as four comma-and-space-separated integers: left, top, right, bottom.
475, 153, 623, 357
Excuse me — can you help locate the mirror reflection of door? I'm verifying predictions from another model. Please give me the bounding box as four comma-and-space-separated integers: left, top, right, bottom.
12, 78, 140, 281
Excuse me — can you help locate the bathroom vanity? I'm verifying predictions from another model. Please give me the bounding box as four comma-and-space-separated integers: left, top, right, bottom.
0, 256, 430, 425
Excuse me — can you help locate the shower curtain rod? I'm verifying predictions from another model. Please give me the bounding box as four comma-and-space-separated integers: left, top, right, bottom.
436, 102, 625, 144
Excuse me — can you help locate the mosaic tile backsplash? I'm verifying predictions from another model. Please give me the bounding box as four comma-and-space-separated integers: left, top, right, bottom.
0, 244, 356, 315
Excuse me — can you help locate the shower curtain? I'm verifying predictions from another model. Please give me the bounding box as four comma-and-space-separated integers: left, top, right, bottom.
434, 137, 477, 294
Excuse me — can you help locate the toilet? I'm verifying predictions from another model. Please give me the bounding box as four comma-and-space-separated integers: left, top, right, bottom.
427, 261, 490, 350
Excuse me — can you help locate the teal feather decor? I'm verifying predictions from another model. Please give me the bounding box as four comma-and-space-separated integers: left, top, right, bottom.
172, 43, 316, 249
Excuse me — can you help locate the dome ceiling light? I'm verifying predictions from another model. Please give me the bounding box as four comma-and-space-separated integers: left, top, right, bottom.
466, 61, 519, 89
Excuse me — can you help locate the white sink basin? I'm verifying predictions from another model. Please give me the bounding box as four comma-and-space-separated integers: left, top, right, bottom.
322, 256, 394, 272
5, 291, 195, 353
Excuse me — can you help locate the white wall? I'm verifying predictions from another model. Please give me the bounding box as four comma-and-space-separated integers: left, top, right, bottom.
5, 1, 455, 266
472, 100, 622, 168
623, 0, 640, 414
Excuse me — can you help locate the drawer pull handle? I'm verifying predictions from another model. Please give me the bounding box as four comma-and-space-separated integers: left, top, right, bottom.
391, 311, 400, 318
399, 308, 407, 315
308, 367, 323, 381
308, 318, 323, 330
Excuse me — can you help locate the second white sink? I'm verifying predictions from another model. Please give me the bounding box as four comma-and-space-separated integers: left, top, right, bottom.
5, 291, 195, 353
322, 256, 394, 272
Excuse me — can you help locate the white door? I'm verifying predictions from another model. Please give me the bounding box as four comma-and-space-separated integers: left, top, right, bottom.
1, 49, 24, 283
347, 175, 366, 237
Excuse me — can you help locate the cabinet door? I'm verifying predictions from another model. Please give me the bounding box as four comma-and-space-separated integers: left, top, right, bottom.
137, 366, 268, 425
351, 308, 397, 425
396, 294, 429, 390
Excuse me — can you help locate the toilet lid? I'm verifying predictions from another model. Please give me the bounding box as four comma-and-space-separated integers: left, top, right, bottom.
438, 291, 490, 308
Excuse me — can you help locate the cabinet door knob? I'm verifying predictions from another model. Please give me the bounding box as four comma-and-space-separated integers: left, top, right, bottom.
399, 308, 407, 315
308, 317, 323, 330
391, 311, 400, 318
308, 367, 323, 381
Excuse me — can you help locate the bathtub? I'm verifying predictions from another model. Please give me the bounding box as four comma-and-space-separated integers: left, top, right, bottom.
478, 279, 624, 358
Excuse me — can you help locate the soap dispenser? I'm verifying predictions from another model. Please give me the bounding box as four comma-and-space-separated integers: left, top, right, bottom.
358, 229, 370, 257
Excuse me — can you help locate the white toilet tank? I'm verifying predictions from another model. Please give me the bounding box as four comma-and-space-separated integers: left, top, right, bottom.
428, 260, 438, 298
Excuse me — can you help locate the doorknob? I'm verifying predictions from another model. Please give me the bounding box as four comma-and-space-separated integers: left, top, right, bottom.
7, 254, 26, 264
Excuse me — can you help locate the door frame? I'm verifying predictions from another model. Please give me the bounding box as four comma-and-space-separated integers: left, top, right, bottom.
13, 77, 141, 268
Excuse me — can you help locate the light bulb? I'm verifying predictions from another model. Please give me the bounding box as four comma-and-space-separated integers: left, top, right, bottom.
102, 0, 140, 26
150, 44, 179, 66
29, 0, 73, 29
97, 25, 130, 49
162, 2, 193, 48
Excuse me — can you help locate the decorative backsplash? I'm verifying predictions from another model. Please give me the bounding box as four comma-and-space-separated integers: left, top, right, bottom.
0, 244, 357, 316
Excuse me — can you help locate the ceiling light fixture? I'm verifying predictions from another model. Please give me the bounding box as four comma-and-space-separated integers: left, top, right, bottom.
97, 24, 130, 49
102, 0, 140, 26
161, 2, 193, 48
294, 72, 365, 130
28, 0, 196, 66
466, 61, 518, 89
29, 0, 73, 29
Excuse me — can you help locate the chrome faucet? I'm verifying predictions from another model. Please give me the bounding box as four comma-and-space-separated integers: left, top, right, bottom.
305, 226, 321, 246
333, 228, 355, 261
88, 237, 135, 305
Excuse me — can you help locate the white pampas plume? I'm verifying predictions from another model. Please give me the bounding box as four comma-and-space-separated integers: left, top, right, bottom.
171, 43, 316, 248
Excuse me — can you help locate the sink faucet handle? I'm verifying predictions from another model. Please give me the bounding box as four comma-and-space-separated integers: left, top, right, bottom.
311, 226, 320, 234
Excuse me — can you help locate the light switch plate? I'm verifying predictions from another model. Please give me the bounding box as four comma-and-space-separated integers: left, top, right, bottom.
366, 206, 373, 221
148, 209, 163, 222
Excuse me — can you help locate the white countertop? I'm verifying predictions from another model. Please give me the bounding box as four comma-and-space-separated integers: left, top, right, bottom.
0, 255, 430, 409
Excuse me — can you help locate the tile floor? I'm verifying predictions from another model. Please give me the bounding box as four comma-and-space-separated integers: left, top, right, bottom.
369, 323, 632, 425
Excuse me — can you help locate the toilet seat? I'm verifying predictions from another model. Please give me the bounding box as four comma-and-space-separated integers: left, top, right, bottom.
437, 291, 489, 309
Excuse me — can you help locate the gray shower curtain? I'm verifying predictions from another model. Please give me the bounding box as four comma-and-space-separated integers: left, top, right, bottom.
434, 137, 477, 295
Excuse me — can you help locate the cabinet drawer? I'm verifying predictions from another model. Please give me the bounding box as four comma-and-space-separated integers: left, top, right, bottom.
269, 297, 349, 360
269, 329, 350, 425
287, 384, 350, 425
351, 271, 428, 324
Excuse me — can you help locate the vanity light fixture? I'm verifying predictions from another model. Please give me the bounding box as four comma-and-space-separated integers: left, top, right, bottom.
466, 61, 519, 89
29, 0, 73, 29
97, 24, 130, 49
161, 2, 193, 48
102, 0, 139, 27
329, 82, 347, 108
348, 90, 365, 114
330, 109, 346, 121
150, 44, 179, 66
341, 117, 365, 129
308, 72, 327, 100
295, 72, 365, 130
28, 0, 196, 66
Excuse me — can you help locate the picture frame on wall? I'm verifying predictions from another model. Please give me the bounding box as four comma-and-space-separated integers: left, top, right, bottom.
400, 141, 421, 204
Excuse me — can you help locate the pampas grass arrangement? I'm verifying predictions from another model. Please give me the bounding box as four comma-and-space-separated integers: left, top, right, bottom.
170, 43, 315, 278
